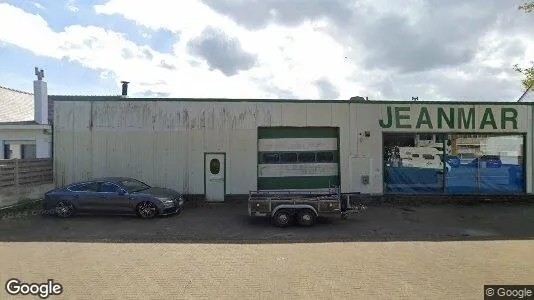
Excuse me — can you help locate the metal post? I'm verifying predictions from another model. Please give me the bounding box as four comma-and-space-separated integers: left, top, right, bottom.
476, 157, 480, 193
14, 159, 20, 199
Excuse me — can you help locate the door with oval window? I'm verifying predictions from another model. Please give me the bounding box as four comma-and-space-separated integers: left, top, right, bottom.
204, 153, 226, 202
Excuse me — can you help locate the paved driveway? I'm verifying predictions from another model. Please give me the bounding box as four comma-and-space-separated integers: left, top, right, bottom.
1, 202, 534, 299
1, 240, 533, 299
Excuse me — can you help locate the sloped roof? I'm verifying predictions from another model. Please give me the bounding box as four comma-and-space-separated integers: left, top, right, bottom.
0, 85, 54, 123
0, 85, 34, 122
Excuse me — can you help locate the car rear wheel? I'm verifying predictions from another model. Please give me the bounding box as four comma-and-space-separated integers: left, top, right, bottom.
55, 200, 75, 218
137, 201, 158, 219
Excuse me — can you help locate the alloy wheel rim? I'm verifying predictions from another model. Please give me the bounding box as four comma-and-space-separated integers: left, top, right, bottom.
57, 202, 72, 217
139, 202, 156, 217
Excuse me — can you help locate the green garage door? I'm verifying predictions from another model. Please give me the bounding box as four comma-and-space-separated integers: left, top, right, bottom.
257, 127, 340, 190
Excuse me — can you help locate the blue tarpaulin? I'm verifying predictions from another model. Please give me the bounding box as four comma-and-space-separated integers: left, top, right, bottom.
385, 167, 443, 193
385, 164, 524, 194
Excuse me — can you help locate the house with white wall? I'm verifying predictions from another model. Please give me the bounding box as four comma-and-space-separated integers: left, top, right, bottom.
0, 69, 52, 159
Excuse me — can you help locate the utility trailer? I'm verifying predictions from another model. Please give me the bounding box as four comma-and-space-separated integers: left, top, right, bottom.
248, 188, 366, 227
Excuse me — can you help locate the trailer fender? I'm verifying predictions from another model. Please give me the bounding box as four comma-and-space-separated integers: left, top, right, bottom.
272, 205, 318, 217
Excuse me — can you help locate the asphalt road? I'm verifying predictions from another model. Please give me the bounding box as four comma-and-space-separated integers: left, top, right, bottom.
1, 202, 533, 299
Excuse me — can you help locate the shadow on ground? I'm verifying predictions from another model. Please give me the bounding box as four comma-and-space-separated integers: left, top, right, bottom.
1, 201, 534, 244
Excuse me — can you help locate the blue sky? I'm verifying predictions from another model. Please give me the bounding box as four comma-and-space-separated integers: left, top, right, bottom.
0, 0, 178, 95
0, 0, 533, 100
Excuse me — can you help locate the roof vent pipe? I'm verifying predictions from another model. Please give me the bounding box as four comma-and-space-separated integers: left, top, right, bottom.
121, 81, 129, 96
33, 67, 48, 125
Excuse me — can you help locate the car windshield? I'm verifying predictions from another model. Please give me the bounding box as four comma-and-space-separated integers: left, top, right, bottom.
119, 179, 151, 193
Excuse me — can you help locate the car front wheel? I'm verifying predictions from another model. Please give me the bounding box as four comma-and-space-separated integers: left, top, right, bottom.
137, 201, 158, 219
55, 200, 75, 218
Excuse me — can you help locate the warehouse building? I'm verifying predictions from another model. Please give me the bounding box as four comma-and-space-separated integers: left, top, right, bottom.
51, 95, 532, 201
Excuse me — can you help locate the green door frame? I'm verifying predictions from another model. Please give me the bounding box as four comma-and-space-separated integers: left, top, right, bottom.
256, 126, 341, 190
203, 152, 227, 199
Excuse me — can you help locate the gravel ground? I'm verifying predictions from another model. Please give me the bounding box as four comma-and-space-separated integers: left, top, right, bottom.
0, 201, 533, 243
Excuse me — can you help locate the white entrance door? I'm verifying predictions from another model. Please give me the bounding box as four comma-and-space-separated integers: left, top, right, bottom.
205, 153, 225, 202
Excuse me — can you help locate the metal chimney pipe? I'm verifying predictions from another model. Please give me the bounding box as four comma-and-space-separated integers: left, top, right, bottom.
121, 81, 129, 96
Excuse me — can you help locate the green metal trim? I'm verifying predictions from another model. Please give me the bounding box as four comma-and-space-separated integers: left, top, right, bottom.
442, 140, 446, 194
49, 95, 123, 101
50, 95, 534, 105
51, 96, 353, 103
257, 176, 340, 190
256, 127, 341, 190
203, 152, 226, 200
336, 127, 341, 189
203, 153, 206, 198
354, 100, 533, 105
257, 151, 339, 164
521, 132, 528, 194
256, 129, 260, 190
383, 131, 529, 136
258, 127, 339, 139
381, 132, 386, 194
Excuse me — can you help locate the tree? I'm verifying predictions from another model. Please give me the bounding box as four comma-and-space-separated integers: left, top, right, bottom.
515, 2, 534, 89
514, 63, 534, 89
519, 2, 534, 12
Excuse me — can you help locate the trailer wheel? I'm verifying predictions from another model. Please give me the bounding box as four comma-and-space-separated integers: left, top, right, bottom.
273, 210, 292, 227
297, 209, 316, 227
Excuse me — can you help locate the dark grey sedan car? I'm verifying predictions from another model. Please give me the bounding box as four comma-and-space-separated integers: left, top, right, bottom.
43, 177, 184, 218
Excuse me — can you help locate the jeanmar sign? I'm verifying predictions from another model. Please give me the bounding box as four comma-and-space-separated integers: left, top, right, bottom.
378, 106, 518, 130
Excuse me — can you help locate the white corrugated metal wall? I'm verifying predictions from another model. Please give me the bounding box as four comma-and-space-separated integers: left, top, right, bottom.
54, 100, 533, 195
53, 100, 353, 195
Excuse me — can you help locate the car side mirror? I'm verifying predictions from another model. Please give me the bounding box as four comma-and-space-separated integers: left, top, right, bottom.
118, 189, 127, 196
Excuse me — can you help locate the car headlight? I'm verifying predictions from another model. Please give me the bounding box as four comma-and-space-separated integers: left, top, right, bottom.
158, 197, 174, 207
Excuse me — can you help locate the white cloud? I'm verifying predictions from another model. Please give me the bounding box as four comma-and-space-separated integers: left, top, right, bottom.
66, 0, 79, 12
34, 2, 45, 10
93, 0, 364, 98
99, 71, 113, 80
0, 4, 60, 57
1, 1, 533, 100
0, 1, 362, 99
0, 3, 264, 97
